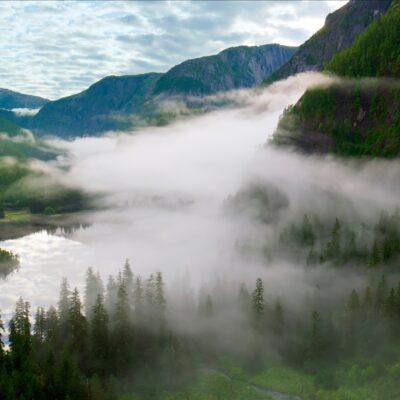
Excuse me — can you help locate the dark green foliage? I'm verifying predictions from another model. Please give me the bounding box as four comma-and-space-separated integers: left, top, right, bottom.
277, 211, 400, 268
0, 247, 19, 278
273, 82, 400, 157
326, 2, 400, 78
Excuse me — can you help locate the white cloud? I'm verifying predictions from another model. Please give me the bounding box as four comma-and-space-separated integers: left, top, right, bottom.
0, 0, 347, 99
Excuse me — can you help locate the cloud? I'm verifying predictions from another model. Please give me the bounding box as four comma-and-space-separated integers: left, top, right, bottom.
1, 0, 347, 99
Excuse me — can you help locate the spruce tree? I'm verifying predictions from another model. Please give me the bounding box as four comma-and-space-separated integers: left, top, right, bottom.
85, 267, 104, 319
90, 294, 109, 371
251, 278, 265, 332
58, 277, 71, 325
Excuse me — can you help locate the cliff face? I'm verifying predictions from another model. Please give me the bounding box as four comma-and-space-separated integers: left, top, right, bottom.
272, 1, 400, 158
264, 0, 391, 84
154, 44, 297, 96
0, 88, 48, 110
27, 43, 297, 137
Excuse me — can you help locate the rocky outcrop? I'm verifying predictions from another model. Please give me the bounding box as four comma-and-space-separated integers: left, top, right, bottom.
264, 0, 391, 84
154, 44, 297, 96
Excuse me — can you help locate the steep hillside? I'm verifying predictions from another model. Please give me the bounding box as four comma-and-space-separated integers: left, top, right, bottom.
272, 1, 400, 158
0, 88, 48, 109
28, 44, 296, 137
0, 117, 58, 161
264, 0, 391, 84
154, 44, 297, 96
31, 73, 162, 137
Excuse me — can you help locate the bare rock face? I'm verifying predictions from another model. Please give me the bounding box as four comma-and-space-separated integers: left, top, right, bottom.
153, 44, 297, 96
264, 0, 392, 84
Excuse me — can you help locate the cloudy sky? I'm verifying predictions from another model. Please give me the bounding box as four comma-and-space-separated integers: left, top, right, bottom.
1, 0, 347, 100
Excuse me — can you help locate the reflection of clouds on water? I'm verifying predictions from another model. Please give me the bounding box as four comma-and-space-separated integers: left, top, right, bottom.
0, 231, 91, 319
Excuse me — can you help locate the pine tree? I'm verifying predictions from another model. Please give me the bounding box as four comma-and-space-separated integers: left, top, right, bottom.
155, 272, 166, 328
85, 267, 104, 319
133, 276, 144, 323
45, 306, 60, 344
122, 259, 134, 303
90, 294, 109, 370
33, 307, 46, 343
58, 277, 71, 324
9, 297, 31, 369
68, 288, 88, 356
251, 278, 265, 332
106, 275, 118, 315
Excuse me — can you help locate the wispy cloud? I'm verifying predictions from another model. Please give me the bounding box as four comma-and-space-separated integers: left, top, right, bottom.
0, 0, 346, 99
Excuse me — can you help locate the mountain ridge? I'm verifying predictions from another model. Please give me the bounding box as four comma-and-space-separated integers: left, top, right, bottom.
263, 0, 392, 84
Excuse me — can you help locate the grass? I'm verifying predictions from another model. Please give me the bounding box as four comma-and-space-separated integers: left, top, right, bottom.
3, 208, 31, 221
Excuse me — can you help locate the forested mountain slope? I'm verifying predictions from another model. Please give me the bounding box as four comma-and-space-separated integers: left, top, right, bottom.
263, 0, 391, 84
272, 0, 400, 157
26, 44, 296, 137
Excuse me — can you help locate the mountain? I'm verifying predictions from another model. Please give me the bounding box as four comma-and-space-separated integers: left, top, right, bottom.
153, 44, 297, 96
263, 0, 391, 84
31, 73, 162, 137
0, 88, 49, 110
27, 44, 296, 137
272, 0, 400, 158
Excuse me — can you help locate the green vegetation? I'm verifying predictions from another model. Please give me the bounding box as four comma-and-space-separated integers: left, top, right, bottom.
273, 82, 400, 157
273, 1, 400, 157
326, 1, 400, 78
1, 252, 400, 399
0, 247, 19, 277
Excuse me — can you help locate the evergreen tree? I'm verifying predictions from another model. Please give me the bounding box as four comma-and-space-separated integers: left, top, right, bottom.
9, 297, 31, 369
58, 277, 71, 324
68, 288, 88, 358
105, 275, 118, 315
90, 294, 109, 371
45, 306, 60, 344
122, 259, 134, 303
85, 267, 104, 319
155, 272, 166, 329
251, 278, 265, 332
133, 276, 144, 322
33, 306, 47, 343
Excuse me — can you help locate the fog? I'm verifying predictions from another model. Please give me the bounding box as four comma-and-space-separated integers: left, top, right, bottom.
1, 72, 399, 329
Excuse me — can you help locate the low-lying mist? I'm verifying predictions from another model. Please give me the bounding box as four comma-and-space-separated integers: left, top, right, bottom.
1, 71, 399, 331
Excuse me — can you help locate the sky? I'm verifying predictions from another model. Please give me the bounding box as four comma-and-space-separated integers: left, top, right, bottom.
0, 0, 347, 100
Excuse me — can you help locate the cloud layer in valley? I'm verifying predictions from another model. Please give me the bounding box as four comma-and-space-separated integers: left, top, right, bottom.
0, 1, 346, 99
3, 71, 398, 327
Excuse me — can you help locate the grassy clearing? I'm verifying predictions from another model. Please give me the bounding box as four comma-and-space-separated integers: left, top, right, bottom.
3, 208, 31, 221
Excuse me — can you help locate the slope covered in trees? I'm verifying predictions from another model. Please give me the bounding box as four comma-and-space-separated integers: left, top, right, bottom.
1, 257, 400, 399
19, 44, 296, 138
263, 0, 391, 84
272, 1, 400, 157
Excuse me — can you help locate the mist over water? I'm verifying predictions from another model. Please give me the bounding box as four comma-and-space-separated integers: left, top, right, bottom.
1, 72, 396, 323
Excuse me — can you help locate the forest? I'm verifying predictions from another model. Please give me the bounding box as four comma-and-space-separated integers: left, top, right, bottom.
1, 250, 400, 400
